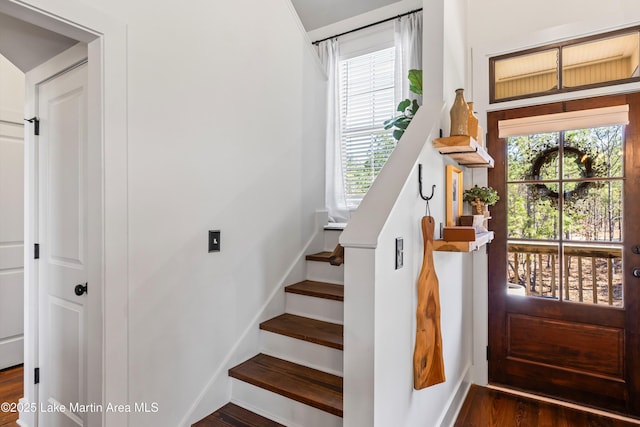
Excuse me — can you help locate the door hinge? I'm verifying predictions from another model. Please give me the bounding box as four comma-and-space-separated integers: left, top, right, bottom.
486, 346, 490, 360
34, 368, 40, 384
25, 117, 40, 136
34, 243, 40, 259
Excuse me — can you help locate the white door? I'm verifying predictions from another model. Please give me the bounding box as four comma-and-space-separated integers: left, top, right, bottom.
0, 120, 24, 370
37, 61, 89, 427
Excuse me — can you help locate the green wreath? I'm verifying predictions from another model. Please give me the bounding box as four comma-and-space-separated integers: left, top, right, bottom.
529, 146, 595, 204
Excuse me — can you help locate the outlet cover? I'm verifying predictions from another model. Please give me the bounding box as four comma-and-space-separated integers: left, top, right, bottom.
209, 230, 221, 252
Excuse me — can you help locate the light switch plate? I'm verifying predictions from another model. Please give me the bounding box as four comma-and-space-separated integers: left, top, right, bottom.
209, 230, 221, 252
396, 237, 403, 269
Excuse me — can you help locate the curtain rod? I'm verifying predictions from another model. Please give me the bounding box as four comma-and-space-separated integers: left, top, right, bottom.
311, 8, 422, 45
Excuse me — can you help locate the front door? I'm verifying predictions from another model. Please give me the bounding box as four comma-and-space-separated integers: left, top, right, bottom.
488, 93, 640, 416
36, 60, 90, 426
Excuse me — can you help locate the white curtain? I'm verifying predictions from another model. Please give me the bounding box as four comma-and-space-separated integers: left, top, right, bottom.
317, 38, 350, 223
394, 11, 423, 106
318, 12, 423, 224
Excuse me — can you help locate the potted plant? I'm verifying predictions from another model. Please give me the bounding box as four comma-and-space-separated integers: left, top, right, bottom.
463, 185, 499, 215
383, 69, 422, 141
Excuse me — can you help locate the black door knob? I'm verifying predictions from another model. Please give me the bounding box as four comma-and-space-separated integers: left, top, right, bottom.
74, 283, 88, 296
633, 246, 640, 255
633, 268, 640, 279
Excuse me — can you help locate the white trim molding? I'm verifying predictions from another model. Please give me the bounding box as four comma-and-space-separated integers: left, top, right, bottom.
2, 1, 129, 426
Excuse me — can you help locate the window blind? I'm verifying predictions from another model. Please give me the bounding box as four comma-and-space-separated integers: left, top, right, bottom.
498, 105, 630, 137
339, 47, 396, 208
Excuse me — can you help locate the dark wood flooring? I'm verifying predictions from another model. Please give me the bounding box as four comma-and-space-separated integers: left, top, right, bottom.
192, 403, 284, 427
456, 384, 640, 427
0, 365, 22, 427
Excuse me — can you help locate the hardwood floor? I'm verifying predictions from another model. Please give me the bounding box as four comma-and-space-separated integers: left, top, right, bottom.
0, 365, 22, 427
456, 384, 640, 427
192, 403, 285, 427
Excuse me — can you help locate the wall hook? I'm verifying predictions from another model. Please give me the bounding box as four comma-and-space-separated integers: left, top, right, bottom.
418, 164, 435, 201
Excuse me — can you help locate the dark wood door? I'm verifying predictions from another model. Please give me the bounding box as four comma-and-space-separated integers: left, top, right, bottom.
488, 93, 640, 416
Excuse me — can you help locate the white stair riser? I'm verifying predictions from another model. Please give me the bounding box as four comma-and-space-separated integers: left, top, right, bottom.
260, 331, 343, 376
285, 293, 343, 324
323, 230, 342, 252
231, 379, 343, 427
306, 262, 344, 284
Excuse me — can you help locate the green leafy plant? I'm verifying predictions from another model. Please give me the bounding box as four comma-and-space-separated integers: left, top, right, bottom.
383, 69, 422, 141
463, 185, 500, 205
464, 185, 499, 214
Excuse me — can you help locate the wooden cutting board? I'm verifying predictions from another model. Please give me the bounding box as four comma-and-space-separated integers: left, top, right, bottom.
413, 216, 446, 389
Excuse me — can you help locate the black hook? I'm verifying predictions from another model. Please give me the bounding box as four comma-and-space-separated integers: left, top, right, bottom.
418, 164, 435, 201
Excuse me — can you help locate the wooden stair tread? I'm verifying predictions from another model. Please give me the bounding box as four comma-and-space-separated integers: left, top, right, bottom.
285, 280, 344, 301
192, 402, 284, 427
260, 313, 343, 350
305, 251, 333, 262
229, 354, 343, 417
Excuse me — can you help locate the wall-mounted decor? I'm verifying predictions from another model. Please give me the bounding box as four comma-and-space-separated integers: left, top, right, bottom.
446, 165, 463, 226
413, 216, 445, 389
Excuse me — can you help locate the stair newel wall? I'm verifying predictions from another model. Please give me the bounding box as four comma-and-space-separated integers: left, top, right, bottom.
340, 101, 474, 426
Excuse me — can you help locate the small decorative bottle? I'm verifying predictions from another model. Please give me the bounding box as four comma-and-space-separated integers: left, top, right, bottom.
450, 88, 469, 136
467, 101, 479, 141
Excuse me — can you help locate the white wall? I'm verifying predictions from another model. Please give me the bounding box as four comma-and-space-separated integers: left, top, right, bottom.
0, 53, 24, 122
307, 0, 422, 44
341, 100, 474, 427
467, 0, 640, 387
72, 0, 326, 425
373, 119, 473, 427
468, 0, 640, 50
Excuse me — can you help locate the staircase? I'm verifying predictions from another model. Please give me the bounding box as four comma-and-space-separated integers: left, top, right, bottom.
193, 227, 344, 427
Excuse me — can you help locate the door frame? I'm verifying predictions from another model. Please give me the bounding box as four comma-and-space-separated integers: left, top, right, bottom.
0, 1, 129, 426
486, 93, 640, 415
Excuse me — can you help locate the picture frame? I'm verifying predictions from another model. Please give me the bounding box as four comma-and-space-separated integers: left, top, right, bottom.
446, 165, 463, 227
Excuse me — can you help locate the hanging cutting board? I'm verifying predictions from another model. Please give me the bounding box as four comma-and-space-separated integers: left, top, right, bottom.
413, 215, 446, 389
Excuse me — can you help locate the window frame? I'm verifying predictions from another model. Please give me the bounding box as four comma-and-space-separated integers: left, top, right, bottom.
490, 26, 640, 104
338, 44, 397, 209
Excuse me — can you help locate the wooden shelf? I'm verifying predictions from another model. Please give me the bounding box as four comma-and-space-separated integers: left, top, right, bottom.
433, 136, 494, 168
433, 231, 495, 252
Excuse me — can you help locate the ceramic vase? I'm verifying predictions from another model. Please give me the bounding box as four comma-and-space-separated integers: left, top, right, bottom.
450, 88, 469, 136
467, 101, 479, 140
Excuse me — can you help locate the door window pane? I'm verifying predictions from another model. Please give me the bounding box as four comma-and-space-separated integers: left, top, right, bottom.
564, 125, 624, 179
507, 132, 559, 181
508, 183, 559, 240
508, 243, 560, 300
563, 180, 623, 242
505, 124, 624, 307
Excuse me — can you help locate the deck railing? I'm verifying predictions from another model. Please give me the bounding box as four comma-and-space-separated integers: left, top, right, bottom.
507, 241, 622, 306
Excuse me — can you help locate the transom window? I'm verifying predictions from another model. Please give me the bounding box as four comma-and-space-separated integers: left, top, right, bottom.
490, 27, 640, 103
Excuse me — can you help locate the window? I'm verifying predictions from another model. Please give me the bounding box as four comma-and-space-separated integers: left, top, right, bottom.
339, 47, 396, 208
490, 27, 640, 102
499, 106, 629, 306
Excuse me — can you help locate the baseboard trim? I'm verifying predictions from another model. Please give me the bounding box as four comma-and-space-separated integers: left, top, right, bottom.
178, 226, 322, 427
438, 362, 472, 427
487, 384, 640, 425
17, 397, 33, 427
